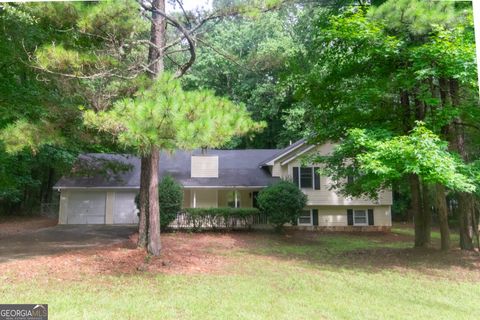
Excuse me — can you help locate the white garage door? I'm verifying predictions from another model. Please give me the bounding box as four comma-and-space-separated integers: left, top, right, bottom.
114, 192, 139, 224
67, 192, 106, 224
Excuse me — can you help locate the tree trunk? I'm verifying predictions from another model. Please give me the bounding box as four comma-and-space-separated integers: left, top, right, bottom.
435, 184, 450, 251
147, 0, 166, 77
409, 174, 428, 247
143, 0, 166, 256
147, 147, 161, 256
458, 193, 474, 250
137, 156, 150, 248
420, 182, 431, 246
472, 200, 480, 250
448, 78, 474, 250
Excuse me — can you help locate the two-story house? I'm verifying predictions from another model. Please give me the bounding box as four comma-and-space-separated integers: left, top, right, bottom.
54, 140, 392, 231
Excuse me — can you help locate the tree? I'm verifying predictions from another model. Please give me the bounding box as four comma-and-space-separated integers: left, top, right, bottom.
257, 180, 307, 230
284, 1, 479, 250
19, 0, 285, 256
183, 4, 299, 148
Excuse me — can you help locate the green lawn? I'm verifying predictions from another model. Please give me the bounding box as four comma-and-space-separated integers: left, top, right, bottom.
1, 229, 479, 319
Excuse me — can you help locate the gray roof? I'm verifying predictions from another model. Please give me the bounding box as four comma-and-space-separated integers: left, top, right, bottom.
54, 149, 282, 189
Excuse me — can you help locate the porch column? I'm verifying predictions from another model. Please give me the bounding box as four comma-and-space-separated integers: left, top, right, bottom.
193, 190, 197, 208
234, 190, 238, 208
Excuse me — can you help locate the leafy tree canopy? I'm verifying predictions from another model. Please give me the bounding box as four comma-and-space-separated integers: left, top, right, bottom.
316, 123, 476, 199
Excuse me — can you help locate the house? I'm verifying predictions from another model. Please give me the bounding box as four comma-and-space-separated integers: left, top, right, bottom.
54, 140, 392, 230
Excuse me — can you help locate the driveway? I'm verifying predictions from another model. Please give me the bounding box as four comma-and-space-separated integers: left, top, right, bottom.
0, 225, 137, 263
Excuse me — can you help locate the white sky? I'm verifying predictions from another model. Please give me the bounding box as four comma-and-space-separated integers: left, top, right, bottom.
167, 0, 212, 12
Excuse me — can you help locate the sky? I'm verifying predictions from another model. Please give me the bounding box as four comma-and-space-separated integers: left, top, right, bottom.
167, 0, 212, 12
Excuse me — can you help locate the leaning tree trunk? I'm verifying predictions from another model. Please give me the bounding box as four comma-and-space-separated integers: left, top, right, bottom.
138, 156, 150, 248
435, 184, 450, 251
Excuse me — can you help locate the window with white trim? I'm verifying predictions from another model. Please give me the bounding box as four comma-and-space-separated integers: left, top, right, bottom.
353, 210, 368, 226
300, 168, 313, 188
293, 167, 321, 190
298, 210, 312, 225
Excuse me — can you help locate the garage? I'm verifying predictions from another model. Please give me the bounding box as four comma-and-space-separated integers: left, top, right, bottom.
66, 191, 106, 224
59, 190, 139, 225
113, 191, 139, 224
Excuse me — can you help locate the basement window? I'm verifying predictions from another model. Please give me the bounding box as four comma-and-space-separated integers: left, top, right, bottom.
298, 210, 312, 226
353, 210, 368, 226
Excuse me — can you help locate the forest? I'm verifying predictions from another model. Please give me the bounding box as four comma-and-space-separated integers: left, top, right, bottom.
0, 0, 479, 253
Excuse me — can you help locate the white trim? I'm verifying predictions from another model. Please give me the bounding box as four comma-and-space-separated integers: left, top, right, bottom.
58, 186, 268, 190
55, 187, 139, 191
280, 145, 316, 166
298, 209, 313, 226
353, 209, 368, 226
264, 141, 306, 166
193, 190, 197, 208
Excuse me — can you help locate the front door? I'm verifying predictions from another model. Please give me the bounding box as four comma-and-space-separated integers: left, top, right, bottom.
252, 191, 259, 209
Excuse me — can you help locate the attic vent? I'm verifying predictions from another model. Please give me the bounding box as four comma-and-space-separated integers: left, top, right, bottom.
191, 155, 218, 178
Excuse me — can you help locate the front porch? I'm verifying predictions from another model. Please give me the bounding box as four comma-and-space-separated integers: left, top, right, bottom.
182, 188, 261, 209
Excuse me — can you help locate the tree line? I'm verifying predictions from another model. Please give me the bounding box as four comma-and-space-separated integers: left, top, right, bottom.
0, 0, 478, 252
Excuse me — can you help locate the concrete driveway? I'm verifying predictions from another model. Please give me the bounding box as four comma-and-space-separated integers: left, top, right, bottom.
0, 225, 137, 263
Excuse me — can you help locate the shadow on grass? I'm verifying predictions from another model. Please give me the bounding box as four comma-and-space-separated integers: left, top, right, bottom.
236, 229, 480, 280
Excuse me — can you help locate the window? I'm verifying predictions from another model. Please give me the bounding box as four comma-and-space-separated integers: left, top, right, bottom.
293, 167, 321, 190
300, 168, 313, 188
298, 210, 312, 225
227, 191, 240, 208
353, 210, 368, 226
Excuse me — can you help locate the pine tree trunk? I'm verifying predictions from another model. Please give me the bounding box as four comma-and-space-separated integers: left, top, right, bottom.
137, 156, 149, 248
147, 147, 161, 256
435, 184, 450, 251
143, 0, 166, 256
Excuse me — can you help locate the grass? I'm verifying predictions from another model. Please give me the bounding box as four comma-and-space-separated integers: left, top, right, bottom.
392, 225, 461, 242
1, 229, 479, 319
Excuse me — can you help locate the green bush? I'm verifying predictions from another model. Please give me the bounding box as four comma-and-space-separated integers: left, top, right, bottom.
182, 207, 261, 231
134, 175, 183, 230
257, 180, 307, 230
158, 175, 183, 230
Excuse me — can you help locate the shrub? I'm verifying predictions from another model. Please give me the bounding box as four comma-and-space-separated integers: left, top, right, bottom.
158, 175, 183, 230
134, 175, 183, 230
181, 207, 261, 231
257, 180, 307, 230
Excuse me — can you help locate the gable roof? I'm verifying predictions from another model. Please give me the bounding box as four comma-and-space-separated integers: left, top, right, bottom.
259, 139, 306, 166
54, 149, 281, 190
